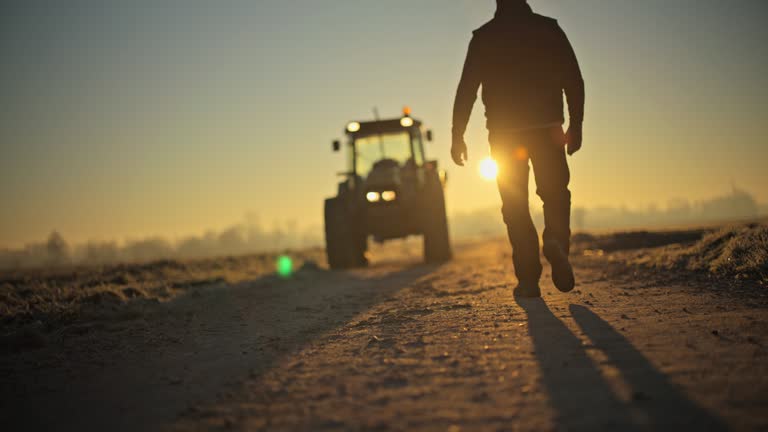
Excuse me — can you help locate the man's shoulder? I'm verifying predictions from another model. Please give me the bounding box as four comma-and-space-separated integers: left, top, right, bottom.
472, 19, 496, 36
529, 13, 562, 34
531, 13, 559, 27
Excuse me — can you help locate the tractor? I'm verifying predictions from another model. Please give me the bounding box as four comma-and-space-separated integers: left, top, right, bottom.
324, 108, 451, 269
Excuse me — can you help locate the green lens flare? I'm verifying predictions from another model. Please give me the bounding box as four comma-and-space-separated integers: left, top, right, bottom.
276, 255, 293, 278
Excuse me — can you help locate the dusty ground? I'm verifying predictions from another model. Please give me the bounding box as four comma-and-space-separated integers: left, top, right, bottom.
1, 232, 767, 431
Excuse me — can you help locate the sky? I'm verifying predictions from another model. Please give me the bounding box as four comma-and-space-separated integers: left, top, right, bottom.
1, 0, 767, 247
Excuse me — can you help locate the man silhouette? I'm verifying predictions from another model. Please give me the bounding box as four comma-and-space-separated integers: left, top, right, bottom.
451, 0, 584, 297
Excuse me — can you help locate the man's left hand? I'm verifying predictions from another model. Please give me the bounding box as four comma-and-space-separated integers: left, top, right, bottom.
566, 124, 583, 155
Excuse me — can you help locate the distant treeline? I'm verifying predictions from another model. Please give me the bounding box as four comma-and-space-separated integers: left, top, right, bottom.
451, 188, 764, 239
0, 219, 322, 271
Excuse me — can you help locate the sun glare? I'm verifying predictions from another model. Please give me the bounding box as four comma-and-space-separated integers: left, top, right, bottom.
479, 157, 498, 181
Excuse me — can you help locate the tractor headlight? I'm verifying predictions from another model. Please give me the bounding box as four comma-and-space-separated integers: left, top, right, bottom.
347, 121, 361, 133
381, 190, 397, 202
366, 191, 396, 202
400, 117, 414, 127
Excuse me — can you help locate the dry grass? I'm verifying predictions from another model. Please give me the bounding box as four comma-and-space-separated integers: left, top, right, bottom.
627, 223, 767, 282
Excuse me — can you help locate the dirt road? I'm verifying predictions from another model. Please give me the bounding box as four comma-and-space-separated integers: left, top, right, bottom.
2, 238, 767, 431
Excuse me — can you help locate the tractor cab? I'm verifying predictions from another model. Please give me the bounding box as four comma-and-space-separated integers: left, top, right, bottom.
336, 110, 430, 176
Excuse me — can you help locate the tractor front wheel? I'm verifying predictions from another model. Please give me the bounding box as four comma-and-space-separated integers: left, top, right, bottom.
324, 198, 367, 270
422, 176, 452, 264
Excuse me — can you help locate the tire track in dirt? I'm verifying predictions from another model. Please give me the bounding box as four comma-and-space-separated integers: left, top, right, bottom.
1, 257, 436, 431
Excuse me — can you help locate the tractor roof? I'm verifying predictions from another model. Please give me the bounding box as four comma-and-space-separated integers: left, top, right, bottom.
346, 117, 422, 136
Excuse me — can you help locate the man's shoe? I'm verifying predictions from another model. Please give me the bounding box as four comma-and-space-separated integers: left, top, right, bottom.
514, 281, 541, 298
544, 241, 575, 293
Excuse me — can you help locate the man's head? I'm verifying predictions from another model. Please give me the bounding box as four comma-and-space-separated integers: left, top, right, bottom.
496, 0, 530, 15
496, 0, 528, 6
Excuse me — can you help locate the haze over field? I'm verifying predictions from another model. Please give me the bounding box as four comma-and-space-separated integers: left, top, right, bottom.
2, 0, 768, 249
2, 187, 763, 271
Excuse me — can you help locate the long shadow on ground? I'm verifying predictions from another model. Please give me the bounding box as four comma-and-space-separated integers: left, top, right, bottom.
515, 297, 636, 430
1, 262, 440, 432
516, 298, 726, 431
570, 304, 726, 431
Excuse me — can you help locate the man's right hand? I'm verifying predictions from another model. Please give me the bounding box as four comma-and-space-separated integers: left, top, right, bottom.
451, 136, 468, 166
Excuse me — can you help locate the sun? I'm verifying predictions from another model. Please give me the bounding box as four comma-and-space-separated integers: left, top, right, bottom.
479, 157, 498, 181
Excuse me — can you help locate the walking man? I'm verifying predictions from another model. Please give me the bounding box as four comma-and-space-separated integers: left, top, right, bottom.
451, 0, 585, 297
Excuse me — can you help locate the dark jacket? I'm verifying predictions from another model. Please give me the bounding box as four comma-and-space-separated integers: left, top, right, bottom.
452, 4, 584, 137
